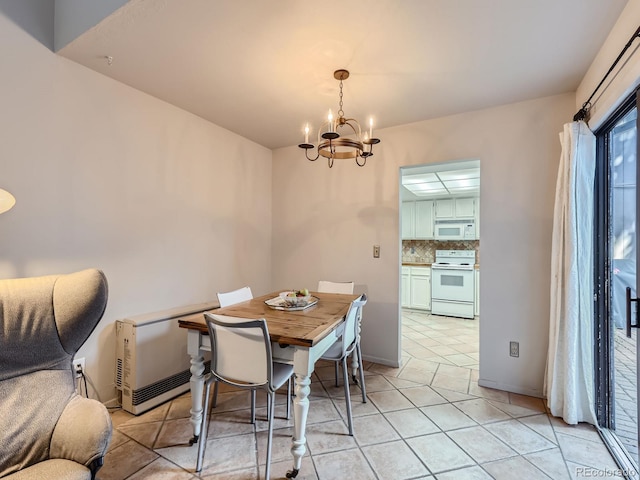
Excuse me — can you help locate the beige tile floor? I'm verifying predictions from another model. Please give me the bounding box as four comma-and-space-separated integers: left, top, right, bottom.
98, 310, 621, 479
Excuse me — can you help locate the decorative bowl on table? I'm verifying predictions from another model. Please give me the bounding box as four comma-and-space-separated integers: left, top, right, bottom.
279, 290, 311, 307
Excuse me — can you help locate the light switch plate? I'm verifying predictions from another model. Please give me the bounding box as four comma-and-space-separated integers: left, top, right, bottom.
373, 245, 380, 258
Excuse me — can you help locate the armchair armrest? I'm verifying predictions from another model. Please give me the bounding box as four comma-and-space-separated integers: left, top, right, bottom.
50, 395, 112, 472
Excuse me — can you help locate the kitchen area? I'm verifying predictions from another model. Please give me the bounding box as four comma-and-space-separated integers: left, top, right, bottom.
401, 160, 480, 320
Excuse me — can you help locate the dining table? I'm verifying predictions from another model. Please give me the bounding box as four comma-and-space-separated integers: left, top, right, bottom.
177, 290, 361, 479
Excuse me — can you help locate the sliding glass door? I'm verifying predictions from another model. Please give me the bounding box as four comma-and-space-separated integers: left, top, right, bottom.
595, 92, 639, 471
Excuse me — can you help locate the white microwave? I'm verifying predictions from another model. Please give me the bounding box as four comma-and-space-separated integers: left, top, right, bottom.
434, 220, 476, 240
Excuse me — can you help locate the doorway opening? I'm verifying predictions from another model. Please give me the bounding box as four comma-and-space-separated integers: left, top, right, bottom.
398, 159, 481, 390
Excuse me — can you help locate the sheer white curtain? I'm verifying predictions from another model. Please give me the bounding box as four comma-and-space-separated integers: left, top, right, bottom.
544, 121, 598, 425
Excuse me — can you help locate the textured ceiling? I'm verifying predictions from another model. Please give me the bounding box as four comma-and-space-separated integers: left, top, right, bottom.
58, 0, 628, 150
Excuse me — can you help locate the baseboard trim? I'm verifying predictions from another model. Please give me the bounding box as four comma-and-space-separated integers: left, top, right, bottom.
363, 354, 400, 368
478, 378, 543, 398
104, 397, 120, 409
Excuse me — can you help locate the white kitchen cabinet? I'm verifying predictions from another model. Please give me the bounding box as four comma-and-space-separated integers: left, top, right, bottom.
434, 197, 476, 220
414, 201, 434, 239
401, 267, 411, 307
402, 201, 434, 239
474, 196, 480, 239
434, 198, 454, 219
401, 202, 415, 239
474, 269, 480, 316
455, 197, 475, 218
409, 266, 431, 310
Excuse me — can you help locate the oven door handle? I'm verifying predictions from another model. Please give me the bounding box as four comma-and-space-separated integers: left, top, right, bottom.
431, 266, 474, 271
431, 298, 473, 304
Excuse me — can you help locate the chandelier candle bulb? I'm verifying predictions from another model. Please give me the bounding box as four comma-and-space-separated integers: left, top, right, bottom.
369, 117, 373, 137
304, 124, 309, 144
0, 188, 16, 214
328, 110, 334, 132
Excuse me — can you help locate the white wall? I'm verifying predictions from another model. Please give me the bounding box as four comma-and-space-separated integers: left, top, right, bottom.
272, 93, 575, 397
0, 10, 273, 404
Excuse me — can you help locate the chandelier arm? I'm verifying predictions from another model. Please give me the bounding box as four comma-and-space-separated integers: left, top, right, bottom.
355, 156, 367, 167
304, 149, 320, 162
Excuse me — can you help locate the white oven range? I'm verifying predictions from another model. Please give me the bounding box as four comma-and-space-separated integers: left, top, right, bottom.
431, 250, 476, 319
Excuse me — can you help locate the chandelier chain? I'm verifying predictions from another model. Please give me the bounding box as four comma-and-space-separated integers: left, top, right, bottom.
338, 79, 344, 119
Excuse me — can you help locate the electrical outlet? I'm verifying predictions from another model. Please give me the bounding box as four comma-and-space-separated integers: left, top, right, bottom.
73, 357, 85, 378
509, 341, 519, 358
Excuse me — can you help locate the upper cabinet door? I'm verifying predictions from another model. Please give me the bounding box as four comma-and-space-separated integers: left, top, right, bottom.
401, 202, 415, 239
434, 199, 454, 219
474, 196, 480, 239
414, 200, 434, 239
455, 197, 475, 218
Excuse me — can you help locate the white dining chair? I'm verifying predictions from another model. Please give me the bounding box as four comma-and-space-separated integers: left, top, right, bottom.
317, 280, 355, 294
319, 294, 368, 436
214, 286, 256, 420
316, 280, 363, 388
214, 286, 292, 424
196, 314, 294, 479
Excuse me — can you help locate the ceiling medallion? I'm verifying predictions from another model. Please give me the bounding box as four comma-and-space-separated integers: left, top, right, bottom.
299, 69, 381, 168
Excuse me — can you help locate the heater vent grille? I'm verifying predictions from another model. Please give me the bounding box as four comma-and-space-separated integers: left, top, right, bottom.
116, 358, 123, 388
131, 361, 211, 406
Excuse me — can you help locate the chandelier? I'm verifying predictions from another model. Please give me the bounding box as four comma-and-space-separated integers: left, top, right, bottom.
298, 69, 380, 168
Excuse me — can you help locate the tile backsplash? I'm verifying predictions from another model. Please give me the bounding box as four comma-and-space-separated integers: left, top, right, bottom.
402, 240, 480, 264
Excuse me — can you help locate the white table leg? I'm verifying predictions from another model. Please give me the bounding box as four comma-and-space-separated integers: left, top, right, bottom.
350, 351, 359, 381
188, 353, 205, 443
187, 330, 206, 445
352, 315, 363, 382
286, 331, 338, 478
287, 373, 311, 478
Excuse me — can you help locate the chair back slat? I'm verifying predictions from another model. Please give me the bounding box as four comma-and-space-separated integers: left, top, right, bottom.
217, 286, 253, 308
317, 281, 354, 294
341, 294, 368, 356
205, 313, 272, 387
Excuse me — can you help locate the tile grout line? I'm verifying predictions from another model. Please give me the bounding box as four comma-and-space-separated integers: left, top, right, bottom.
104, 310, 616, 479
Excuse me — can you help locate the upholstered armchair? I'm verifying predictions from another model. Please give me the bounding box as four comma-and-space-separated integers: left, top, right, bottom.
0, 269, 111, 479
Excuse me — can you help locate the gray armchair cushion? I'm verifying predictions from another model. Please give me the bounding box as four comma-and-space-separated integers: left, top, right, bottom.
0, 269, 110, 479
51, 395, 112, 466
4, 459, 91, 480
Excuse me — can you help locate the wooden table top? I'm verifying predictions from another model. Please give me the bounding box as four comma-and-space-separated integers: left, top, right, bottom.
178, 291, 360, 348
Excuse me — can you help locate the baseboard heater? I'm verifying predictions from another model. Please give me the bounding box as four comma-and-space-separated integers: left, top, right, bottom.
115, 301, 218, 415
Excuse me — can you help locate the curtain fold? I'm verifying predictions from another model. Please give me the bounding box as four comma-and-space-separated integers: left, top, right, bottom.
544, 121, 597, 425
